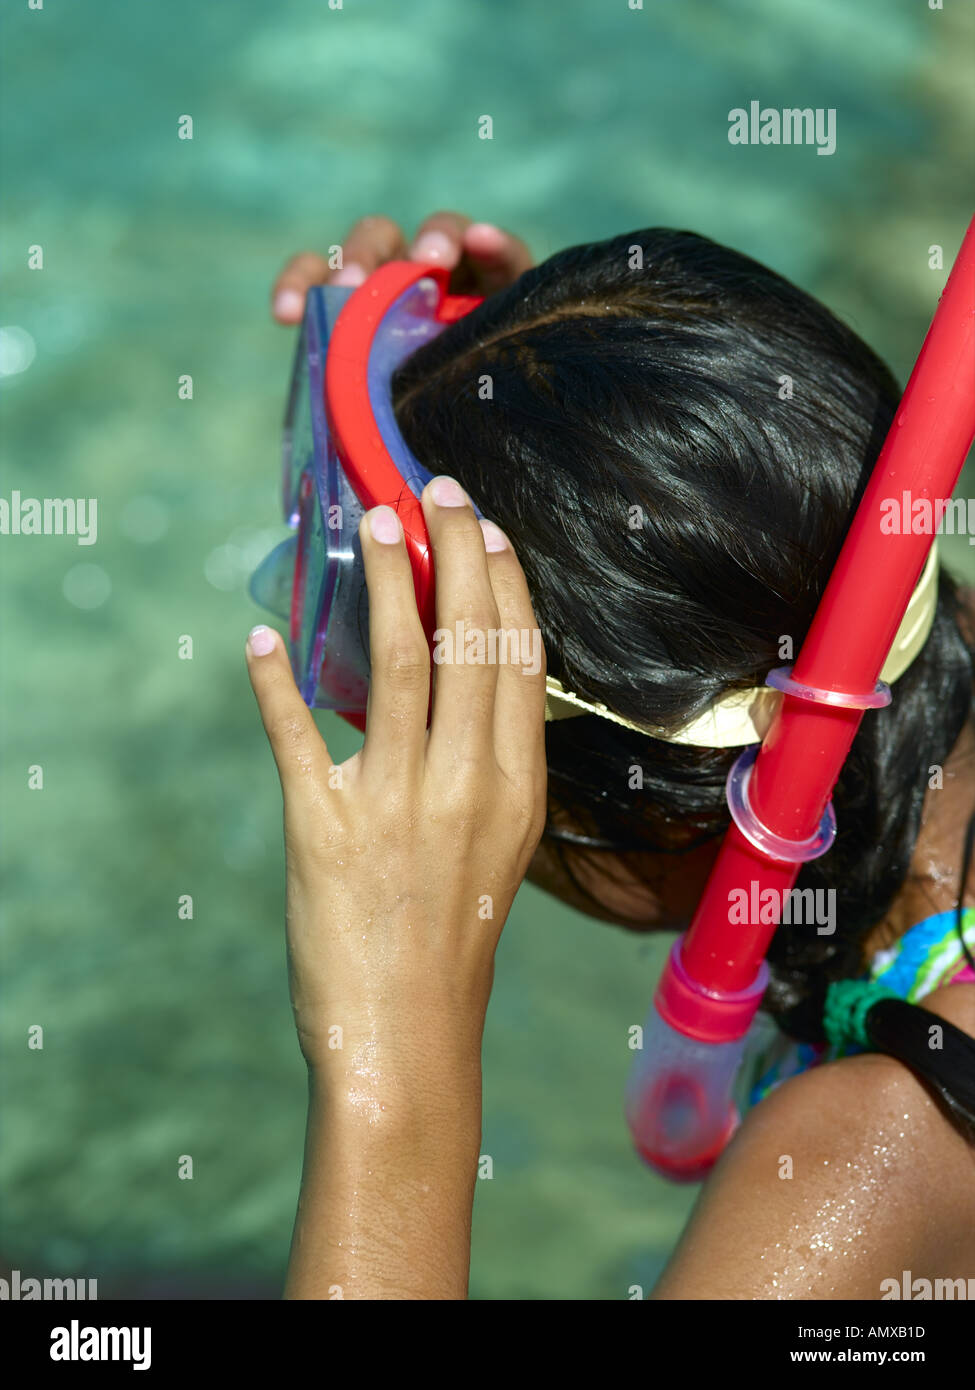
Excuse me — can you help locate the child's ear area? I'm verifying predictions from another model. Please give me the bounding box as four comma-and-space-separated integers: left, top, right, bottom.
523, 829, 719, 933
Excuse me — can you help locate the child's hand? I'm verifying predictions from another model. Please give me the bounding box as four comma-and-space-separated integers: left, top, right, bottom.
270, 211, 534, 323
245, 477, 548, 1104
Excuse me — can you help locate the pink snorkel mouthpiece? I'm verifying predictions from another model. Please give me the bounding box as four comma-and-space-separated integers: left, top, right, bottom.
626, 215, 975, 1181
625, 944, 768, 1181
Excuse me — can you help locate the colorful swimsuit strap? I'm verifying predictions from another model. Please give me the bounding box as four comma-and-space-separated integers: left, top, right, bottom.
746, 906, 975, 1107
869, 906, 975, 1000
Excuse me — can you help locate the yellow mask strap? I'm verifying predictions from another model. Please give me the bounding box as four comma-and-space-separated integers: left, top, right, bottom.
544, 541, 940, 748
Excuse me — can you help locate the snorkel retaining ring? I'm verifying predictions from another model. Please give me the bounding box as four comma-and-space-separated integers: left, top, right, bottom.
726, 744, 837, 863
724, 667, 894, 862
764, 664, 892, 709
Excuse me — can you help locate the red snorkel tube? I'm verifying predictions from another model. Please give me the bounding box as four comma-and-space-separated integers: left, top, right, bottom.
626, 218, 975, 1180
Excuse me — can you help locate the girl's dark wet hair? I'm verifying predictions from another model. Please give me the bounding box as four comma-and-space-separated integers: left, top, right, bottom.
391, 228, 975, 1051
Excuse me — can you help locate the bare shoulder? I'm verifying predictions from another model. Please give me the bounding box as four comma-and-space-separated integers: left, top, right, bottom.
653, 985, 975, 1299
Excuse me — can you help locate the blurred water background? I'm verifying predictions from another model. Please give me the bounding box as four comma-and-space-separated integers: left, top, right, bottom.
1, 0, 973, 1299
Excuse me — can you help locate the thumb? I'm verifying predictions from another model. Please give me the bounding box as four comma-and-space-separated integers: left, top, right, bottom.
245, 625, 327, 785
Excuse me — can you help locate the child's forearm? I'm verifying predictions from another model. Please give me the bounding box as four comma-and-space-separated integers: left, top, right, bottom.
284, 1063, 482, 1301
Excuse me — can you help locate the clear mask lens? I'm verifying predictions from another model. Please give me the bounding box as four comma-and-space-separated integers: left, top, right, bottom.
250, 276, 463, 714
250, 284, 371, 709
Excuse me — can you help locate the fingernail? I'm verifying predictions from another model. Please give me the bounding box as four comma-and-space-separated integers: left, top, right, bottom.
368, 505, 402, 543
330, 261, 367, 286
430, 476, 467, 507
273, 289, 305, 320
248, 624, 276, 656
480, 519, 509, 552
466, 222, 506, 253
410, 230, 458, 266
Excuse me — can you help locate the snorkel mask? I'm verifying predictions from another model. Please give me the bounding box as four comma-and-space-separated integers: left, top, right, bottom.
251, 224, 974, 1180
250, 263, 484, 727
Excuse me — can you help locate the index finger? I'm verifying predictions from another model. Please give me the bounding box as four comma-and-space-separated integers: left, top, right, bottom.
411, 214, 533, 294
271, 251, 334, 323
460, 223, 534, 293
270, 216, 409, 323
408, 211, 472, 271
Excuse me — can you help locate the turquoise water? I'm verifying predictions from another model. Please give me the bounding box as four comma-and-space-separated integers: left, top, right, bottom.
1, 0, 972, 1298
